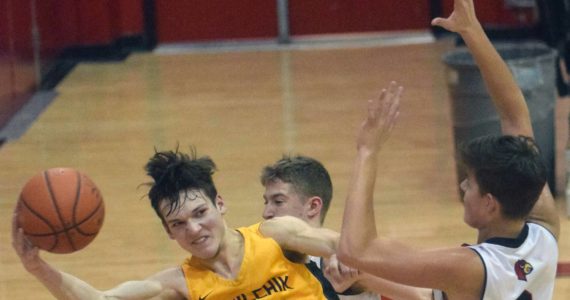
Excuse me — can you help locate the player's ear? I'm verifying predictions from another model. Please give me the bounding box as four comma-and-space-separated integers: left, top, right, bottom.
484, 193, 500, 216
215, 195, 227, 215
305, 196, 323, 219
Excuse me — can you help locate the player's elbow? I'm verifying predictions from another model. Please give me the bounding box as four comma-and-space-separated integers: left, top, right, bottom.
336, 247, 352, 266
337, 239, 364, 268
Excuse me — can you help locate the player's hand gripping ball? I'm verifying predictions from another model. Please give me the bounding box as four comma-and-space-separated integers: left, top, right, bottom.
16, 168, 105, 254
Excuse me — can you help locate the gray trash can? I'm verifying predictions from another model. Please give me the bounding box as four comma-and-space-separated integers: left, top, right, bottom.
443, 42, 557, 194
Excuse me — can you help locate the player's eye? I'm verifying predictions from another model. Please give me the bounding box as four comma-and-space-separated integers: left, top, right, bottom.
195, 208, 207, 217
171, 221, 184, 228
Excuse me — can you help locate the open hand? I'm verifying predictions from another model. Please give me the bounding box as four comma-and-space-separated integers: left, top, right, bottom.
323, 254, 361, 293
356, 81, 402, 154
431, 0, 480, 34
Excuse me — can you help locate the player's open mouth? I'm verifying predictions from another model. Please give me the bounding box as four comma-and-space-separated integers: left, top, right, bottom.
192, 236, 208, 245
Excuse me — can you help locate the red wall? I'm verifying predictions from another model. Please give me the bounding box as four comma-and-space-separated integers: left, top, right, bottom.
289, 0, 430, 35
156, 0, 278, 42
156, 0, 532, 42
155, 0, 432, 42
35, 0, 143, 57
0, 0, 35, 130
0, 0, 143, 131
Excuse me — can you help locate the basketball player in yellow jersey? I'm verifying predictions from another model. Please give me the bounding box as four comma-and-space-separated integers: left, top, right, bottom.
12, 148, 338, 299
181, 221, 328, 299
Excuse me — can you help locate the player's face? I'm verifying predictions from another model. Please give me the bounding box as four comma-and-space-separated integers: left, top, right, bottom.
460, 171, 487, 228
160, 189, 226, 259
262, 179, 307, 221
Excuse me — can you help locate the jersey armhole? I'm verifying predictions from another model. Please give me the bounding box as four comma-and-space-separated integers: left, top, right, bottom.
526, 221, 558, 243
179, 265, 195, 300
466, 247, 487, 300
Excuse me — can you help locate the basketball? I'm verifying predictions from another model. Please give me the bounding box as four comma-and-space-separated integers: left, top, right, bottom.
16, 168, 105, 254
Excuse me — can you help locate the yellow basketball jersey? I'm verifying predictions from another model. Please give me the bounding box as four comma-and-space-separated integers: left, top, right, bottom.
181, 223, 327, 300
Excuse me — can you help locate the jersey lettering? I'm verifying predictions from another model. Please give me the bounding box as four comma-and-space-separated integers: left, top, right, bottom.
231, 276, 292, 299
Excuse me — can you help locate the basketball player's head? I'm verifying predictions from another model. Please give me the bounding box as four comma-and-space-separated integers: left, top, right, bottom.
458, 135, 547, 221
144, 147, 228, 259
260, 155, 333, 226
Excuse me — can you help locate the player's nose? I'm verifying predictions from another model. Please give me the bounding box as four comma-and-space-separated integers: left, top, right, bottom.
185, 219, 202, 235
262, 206, 274, 220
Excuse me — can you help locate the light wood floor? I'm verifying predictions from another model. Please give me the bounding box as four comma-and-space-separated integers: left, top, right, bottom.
0, 37, 568, 299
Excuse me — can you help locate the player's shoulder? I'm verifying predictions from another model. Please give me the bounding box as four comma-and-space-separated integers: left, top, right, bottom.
238, 222, 263, 234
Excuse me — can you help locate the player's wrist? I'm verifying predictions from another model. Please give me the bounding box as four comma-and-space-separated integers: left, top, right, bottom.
357, 144, 381, 158
457, 22, 483, 41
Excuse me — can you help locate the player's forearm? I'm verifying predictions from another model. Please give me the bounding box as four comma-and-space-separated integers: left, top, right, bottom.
339, 150, 379, 263
459, 23, 532, 136
30, 262, 103, 300
299, 227, 339, 258
43, 276, 169, 300
260, 216, 338, 258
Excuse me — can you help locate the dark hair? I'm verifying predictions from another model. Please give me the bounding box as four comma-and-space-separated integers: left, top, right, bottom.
145, 147, 218, 220
260, 155, 333, 224
459, 135, 547, 219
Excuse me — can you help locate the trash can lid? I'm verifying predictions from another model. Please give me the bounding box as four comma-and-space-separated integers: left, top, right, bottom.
443, 42, 556, 68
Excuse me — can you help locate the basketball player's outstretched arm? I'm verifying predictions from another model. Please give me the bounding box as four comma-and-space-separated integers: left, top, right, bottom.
337, 82, 485, 297
260, 216, 432, 300
432, 0, 560, 239
12, 212, 185, 300
332, 1, 553, 297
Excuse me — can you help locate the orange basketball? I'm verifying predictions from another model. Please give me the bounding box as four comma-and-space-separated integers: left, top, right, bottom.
16, 168, 105, 254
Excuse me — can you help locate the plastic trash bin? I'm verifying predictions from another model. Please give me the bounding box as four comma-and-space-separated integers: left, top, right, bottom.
442, 42, 557, 194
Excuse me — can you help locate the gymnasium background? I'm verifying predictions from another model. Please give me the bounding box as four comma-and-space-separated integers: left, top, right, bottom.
0, 0, 536, 139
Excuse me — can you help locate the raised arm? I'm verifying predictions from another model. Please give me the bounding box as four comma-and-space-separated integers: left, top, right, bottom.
432, 0, 531, 136
336, 83, 484, 296
338, 82, 401, 266
432, 0, 560, 239
12, 211, 185, 300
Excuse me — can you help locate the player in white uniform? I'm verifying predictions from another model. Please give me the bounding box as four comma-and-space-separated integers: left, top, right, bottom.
337, 0, 560, 299
434, 222, 558, 300
468, 223, 557, 299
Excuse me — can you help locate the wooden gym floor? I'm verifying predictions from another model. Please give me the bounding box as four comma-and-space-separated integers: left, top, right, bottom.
0, 36, 568, 299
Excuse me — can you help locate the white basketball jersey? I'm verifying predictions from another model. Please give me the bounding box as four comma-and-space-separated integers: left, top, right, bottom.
468, 223, 558, 300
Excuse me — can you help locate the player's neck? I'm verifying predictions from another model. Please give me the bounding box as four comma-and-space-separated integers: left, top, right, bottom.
477, 218, 526, 243
199, 228, 245, 280
308, 218, 322, 228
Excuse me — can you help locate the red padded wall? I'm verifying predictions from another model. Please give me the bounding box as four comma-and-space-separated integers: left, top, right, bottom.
114, 0, 144, 35
0, 0, 35, 130
155, 0, 278, 42
0, 0, 144, 132
155, 0, 433, 42
289, 0, 431, 35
